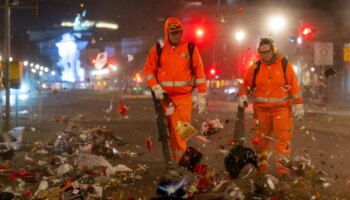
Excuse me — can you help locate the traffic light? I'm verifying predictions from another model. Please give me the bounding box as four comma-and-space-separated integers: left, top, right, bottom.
300, 24, 315, 39
206, 65, 219, 79
182, 18, 215, 47
209, 68, 216, 75
195, 28, 204, 39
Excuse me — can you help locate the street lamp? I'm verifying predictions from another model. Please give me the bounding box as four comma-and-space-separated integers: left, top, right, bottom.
268, 15, 286, 33
234, 30, 245, 78
297, 37, 302, 45
235, 31, 245, 42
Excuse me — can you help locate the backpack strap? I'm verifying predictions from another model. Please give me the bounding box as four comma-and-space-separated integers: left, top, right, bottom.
281, 57, 288, 85
251, 60, 261, 92
188, 42, 195, 76
156, 42, 162, 68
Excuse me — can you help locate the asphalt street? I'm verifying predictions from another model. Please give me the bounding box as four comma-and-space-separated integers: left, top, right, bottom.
7, 89, 350, 198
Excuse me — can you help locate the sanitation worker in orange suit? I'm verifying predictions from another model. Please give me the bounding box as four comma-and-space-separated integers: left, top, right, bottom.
238, 37, 304, 177
144, 17, 207, 161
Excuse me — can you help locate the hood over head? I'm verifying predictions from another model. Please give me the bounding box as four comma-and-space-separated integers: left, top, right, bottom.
164, 17, 184, 45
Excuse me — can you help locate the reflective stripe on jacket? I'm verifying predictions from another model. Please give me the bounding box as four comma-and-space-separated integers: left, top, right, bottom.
239, 54, 303, 107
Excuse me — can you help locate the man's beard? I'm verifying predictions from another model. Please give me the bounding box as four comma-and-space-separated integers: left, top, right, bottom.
169, 40, 180, 46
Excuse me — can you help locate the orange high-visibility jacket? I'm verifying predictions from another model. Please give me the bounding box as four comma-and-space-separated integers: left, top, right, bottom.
144, 17, 206, 97
239, 54, 303, 107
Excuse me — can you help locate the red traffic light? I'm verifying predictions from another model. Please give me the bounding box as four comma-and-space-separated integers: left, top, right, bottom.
182, 18, 215, 47
195, 28, 204, 38
302, 27, 312, 35
300, 25, 315, 39
210, 68, 216, 75
207, 65, 220, 79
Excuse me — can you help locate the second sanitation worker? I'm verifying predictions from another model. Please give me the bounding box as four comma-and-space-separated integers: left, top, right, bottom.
238, 37, 304, 177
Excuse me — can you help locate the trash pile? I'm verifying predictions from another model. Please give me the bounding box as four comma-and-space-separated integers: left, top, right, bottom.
0, 115, 349, 199
153, 144, 350, 199
0, 117, 145, 199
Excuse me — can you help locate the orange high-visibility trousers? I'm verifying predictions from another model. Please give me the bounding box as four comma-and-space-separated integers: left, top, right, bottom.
253, 105, 293, 176
162, 95, 192, 160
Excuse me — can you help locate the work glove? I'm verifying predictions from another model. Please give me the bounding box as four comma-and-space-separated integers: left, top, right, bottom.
151, 84, 167, 100
294, 104, 304, 121
238, 95, 248, 108
197, 93, 207, 114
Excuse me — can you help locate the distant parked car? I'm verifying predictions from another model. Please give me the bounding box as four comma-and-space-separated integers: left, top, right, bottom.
224, 86, 238, 101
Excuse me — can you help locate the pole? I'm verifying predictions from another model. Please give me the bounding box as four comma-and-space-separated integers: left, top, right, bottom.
1, 0, 39, 132
15, 89, 18, 126
238, 41, 242, 78
0, 94, 2, 135
4, 0, 11, 132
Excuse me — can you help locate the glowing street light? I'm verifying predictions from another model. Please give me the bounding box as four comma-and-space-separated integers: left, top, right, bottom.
268, 15, 286, 33
293, 65, 299, 73
297, 37, 302, 44
235, 30, 245, 42
23, 61, 28, 67
109, 64, 118, 71
51, 71, 56, 76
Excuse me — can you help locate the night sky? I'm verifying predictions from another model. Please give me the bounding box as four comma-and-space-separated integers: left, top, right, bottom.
2, 0, 349, 38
